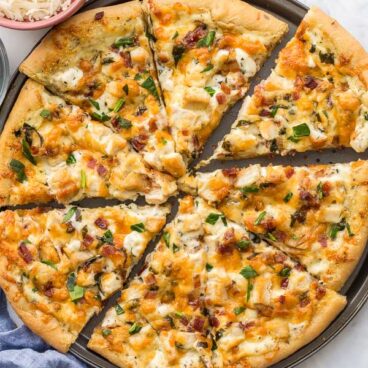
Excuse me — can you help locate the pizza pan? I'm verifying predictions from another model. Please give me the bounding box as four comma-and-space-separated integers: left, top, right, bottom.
1, 0, 368, 367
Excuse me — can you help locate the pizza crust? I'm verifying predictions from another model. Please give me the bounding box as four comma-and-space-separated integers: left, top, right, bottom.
87, 334, 126, 368
146, 0, 288, 36
0, 257, 76, 352
19, 1, 142, 89
304, 7, 368, 87
246, 290, 346, 368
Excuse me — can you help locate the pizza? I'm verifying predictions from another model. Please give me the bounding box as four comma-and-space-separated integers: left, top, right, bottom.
89, 195, 346, 368
0, 80, 178, 206
201, 203, 346, 368
20, 2, 187, 179
88, 195, 213, 367
0, 203, 169, 352
179, 160, 368, 290
212, 7, 368, 160
144, 0, 288, 160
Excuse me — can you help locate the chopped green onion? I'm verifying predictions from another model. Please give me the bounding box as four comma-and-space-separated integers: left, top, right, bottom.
172, 44, 186, 65
254, 211, 266, 225
163, 231, 170, 247
41, 260, 57, 270
141, 76, 159, 100
292, 123, 310, 137
206, 263, 213, 272
114, 36, 136, 48
114, 304, 124, 315
88, 98, 100, 110
236, 240, 251, 251
131, 223, 145, 233
197, 30, 216, 47
21, 139, 36, 165
123, 84, 129, 95
279, 267, 291, 277
66, 153, 77, 165
240, 265, 258, 279
283, 192, 293, 203
233, 306, 246, 315
80, 170, 87, 189
241, 185, 259, 195
40, 109, 52, 119
204, 86, 216, 97
128, 322, 142, 335
9, 159, 27, 182
62, 207, 77, 223
100, 230, 114, 244
91, 112, 110, 122
113, 98, 125, 113
102, 329, 112, 337
201, 64, 214, 73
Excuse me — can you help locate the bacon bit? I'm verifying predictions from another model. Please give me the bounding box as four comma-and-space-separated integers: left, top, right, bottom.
304, 76, 318, 89
216, 93, 226, 104
239, 321, 255, 331
180, 316, 189, 326
182, 24, 207, 48
188, 293, 200, 309
95, 217, 109, 229
292, 91, 301, 100
145, 273, 157, 285
285, 167, 295, 178
274, 252, 287, 264
222, 167, 238, 178
263, 218, 276, 232
87, 159, 97, 169
218, 228, 236, 255
322, 182, 331, 197
209, 316, 219, 328
66, 222, 75, 233
278, 295, 286, 304
44, 281, 54, 297
281, 278, 289, 289
315, 286, 326, 300
299, 191, 319, 209
149, 120, 158, 132
255, 304, 273, 317
82, 234, 94, 249
318, 234, 328, 247
300, 297, 310, 307
94, 11, 104, 20
193, 275, 201, 289
131, 134, 148, 152
295, 263, 306, 271
274, 230, 287, 243
97, 165, 108, 177
144, 290, 158, 299
120, 51, 133, 68
259, 109, 271, 117
221, 82, 231, 95
18, 242, 33, 264
111, 116, 121, 130
192, 316, 205, 332
101, 245, 117, 257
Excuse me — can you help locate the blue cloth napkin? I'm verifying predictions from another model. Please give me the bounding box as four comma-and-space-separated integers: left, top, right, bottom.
0, 289, 87, 368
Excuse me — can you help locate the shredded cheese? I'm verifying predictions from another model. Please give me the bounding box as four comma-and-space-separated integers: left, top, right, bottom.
0, 0, 73, 21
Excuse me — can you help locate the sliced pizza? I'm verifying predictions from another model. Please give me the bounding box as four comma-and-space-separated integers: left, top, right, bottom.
0, 203, 169, 352
179, 160, 368, 290
0, 80, 178, 206
90, 196, 346, 368
144, 0, 288, 160
212, 7, 368, 160
19, 2, 186, 179
202, 209, 346, 368
88, 195, 214, 367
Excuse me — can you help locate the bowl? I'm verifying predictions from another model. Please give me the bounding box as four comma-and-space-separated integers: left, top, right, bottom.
0, 0, 86, 30
0, 38, 9, 106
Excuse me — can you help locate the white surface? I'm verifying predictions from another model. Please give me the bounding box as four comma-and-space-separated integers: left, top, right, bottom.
0, 0, 368, 367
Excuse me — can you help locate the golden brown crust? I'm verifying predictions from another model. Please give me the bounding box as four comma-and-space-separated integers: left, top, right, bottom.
247, 290, 346, 368
305, 7, 368, 87
87, 334, 126, 368
0, 257, 75, 352
19, 1, 142, 88
146, 0, 288, 36
0, 80, 51, 206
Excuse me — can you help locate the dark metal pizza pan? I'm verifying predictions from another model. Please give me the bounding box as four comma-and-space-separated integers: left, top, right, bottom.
1, 0, 368, 367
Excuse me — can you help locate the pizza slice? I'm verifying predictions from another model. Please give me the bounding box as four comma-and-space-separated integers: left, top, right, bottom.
89, 196, 215, 367
202, 210, 346, 368
0, 203, 169, 352
19, 2, 186, 179
0, 80, 178, 206
213, 7, 368, 160
144, 0, 288, 160
179, 160, 368, 290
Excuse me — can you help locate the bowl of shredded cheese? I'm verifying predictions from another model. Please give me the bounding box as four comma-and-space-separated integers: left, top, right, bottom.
0, 0, 85, 29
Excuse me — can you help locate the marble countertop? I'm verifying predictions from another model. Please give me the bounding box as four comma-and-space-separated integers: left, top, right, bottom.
0, 0, 368, 367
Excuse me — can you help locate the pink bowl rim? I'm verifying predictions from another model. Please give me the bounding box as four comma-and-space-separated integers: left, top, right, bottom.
0, 0, 85, 30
